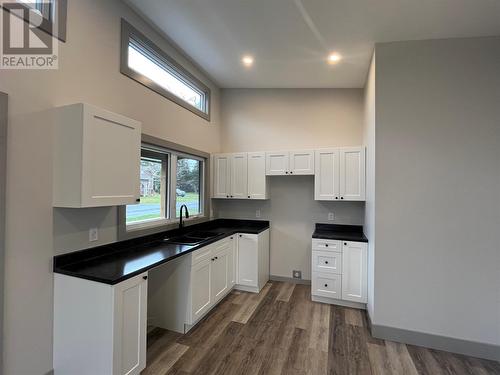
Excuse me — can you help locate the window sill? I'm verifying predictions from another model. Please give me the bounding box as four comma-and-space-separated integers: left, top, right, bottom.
120, 215, 208, 241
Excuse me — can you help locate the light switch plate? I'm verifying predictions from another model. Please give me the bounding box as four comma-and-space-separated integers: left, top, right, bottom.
328, 212, 334, 221
89, 227, 98, 242
256, 209, 261, 218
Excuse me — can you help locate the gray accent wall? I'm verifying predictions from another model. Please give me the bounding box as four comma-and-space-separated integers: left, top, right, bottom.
373, 37, 500, 349
213, 176, 365, 281
216, 88, 365, 281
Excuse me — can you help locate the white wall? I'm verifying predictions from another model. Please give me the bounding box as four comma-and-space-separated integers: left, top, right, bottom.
216, 88, 365, 280
1, 1, 221, 373
374, 37, 500, 346
363, 52, 376, 319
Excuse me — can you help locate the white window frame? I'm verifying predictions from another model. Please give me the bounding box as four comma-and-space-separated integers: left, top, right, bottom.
119, 135, 210, 240
120, 19, 211, 121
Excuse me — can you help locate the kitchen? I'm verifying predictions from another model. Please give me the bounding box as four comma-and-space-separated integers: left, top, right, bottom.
0, 0, 499, 374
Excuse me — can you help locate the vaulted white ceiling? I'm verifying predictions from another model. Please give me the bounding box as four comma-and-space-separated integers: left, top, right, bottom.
125, 0, 500, 88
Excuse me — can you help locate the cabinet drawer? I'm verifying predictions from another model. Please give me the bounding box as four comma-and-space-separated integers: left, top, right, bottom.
312, 273, 341, 299
312, 239, 341, 252
191, 245, 213, 266
312, 250, 342, 274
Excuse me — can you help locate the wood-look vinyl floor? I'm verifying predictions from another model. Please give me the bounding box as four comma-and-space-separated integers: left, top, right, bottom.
142, 282, 500, 375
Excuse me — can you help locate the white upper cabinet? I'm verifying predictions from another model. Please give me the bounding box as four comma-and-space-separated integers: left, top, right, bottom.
247, 152, 268, 199
213, 154, 231, 198
315, 147, 365, 201
340, 147, 366, 201
265, 152, 289, 175
265, 150, 314, 175
230, 153, 248, 199
52, 103, 141, 207
212, 152, 268, 200
341, 241, 368, 303
314, 149, 340, 201
289, 150, 315, 175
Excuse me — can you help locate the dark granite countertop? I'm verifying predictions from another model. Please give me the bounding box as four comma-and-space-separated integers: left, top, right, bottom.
312, 223, 368, 243
53, 219, 269, 285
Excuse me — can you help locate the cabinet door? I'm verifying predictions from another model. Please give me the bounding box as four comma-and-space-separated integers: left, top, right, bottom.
211, 245, 231, 303
81, 105, 141, 207
341, 241, 368, 303
213, 154, 231, 198
112, 273, 147, 375
227, 235, 237, 286
289, 150, 314, 175
247, 152, 267, 199
230, 153, 248, 199
237, 234, 258, 287
190, 258, 212, 323
314, 149, 340, 200
265, 152, 289, 175
339, 147, 365, 201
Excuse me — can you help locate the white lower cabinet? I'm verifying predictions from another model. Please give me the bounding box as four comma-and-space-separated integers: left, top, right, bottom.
189, 258, 212, 324
235, 230, 270, 293
311, 239, 367, 307
53, 272, 148, 375
341, 241, 368, 303
149, 231, 269, 334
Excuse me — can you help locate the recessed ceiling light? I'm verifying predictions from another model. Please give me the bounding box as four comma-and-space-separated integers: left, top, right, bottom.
242, 55, 254, 67
327, 53, 341, 64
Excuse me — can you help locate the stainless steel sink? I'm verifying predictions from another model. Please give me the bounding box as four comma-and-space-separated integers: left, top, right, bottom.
164, 231, 222, 245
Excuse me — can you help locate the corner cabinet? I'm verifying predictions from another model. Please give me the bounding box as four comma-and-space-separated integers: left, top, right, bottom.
54, 272, 148, 375
212, 152, 268, 200
315, 147, 365, 201
51, 103, 141, 207
311, 239, 367, 308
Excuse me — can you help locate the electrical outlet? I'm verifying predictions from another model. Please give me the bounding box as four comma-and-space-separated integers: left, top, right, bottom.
292, 270, 302, 279
256, 209, 261, 218
89, 227, 98, 242
328, 212, 334, 221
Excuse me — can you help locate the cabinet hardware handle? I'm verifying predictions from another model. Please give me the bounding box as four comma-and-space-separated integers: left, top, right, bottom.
285, 171, 288, 174
341, 197, 344, 199
230, 237, 233, 239
335, 197, 338, 200
324, 284, 328, 287
344, 242, 347, 246
325, 261, 329, 264
136, 198, 140, 202
325, 244, 329, 247
215, 256, 218, 260
226, 195, 229, 198
290, 171, 293, 174
143, 276, 148, 280
211, 258, 214, 261
248, 195, 251, 198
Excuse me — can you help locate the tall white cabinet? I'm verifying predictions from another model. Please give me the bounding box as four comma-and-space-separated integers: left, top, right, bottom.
212, 152, 268, 199
54, 272, 148, 375
314, 147, 365, 201
50, 103, 142, 207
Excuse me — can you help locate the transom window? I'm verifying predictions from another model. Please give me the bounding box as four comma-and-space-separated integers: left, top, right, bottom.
121, 19, 210, 120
